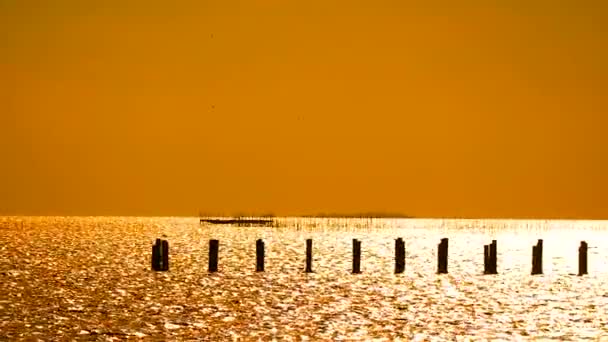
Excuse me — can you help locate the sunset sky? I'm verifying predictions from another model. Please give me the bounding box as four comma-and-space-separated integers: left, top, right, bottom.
1, 1, 606, 218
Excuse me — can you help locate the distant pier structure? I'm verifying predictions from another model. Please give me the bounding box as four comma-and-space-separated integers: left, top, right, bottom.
199, 217, 275, 227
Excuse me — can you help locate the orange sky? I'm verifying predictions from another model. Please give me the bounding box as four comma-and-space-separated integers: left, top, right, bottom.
1, 1, 607, 218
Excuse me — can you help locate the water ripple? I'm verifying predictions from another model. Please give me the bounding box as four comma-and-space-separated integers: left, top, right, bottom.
1, 217, 608, 340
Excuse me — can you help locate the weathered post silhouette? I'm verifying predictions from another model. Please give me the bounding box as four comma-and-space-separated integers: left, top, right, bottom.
531, 239, 543, 275
437, 238, 448, 274
161, 240, 169, 271
490, 240, 497, 274
256, 239, 264, 272
395, 238, 405, 274
353, 239, 361, 274
305, 239, 313, 273
578, 241, 588, 276
483, 244, 489, 274
484, 240, 497, 274
151, 239, 161, 271
151, 238, 169, 271
209, 239, 219, 273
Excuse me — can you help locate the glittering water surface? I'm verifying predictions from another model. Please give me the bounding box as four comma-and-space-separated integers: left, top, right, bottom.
2, 217, 608, 340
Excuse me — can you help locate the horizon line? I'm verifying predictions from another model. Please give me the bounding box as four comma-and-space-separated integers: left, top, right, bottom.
2, 214, 608, 222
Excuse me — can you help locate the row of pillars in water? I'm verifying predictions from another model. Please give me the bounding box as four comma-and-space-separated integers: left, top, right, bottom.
152, 238, 590, 276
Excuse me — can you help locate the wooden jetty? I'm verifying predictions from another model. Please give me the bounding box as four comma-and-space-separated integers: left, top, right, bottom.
200, 217, 275, 227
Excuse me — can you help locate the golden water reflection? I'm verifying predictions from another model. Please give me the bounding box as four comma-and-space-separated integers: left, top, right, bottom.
1, 217, 608, 340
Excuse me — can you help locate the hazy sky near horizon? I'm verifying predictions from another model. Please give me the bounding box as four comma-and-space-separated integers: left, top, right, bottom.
1, 1, 607, 218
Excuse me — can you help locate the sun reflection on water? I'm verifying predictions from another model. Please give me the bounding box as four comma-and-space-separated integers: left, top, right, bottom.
1, 217, 608, 339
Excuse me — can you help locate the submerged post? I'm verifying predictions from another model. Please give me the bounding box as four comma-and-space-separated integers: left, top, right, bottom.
484, 240, 497, 274
395, 238, 405, 274
483, 244, 489, 274
152, 239, 161, 271
491, 240, 497, 274
209, 239, 219, 273
305, 239, 313, 273
353, 239, 361, 274
531, 239, 543, 275
437, 238, 448, 274
161, 240, 169, 271
256, 239, 265, 272
152, 239, 169, 271
578, 241, 588, 276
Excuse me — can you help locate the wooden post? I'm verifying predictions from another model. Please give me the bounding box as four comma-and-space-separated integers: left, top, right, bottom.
486, 240, 497, 274
578, 241, 588, 276
161, 240, 169, 271
352, 239, 361, 274
531, 239, 543, 275
395, 238, 405, 274
537, 239, 543, 275
256, 239, 264, 272
209, 239, 219, 273
437, 238, 448, 274
305, 239, 313, 273
152, 239, 169, 271
483, 244, 489, 274
151, 239, 161, 271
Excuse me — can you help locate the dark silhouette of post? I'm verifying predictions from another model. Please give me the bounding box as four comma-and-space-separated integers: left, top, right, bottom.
152, 238, 169, 271
437, 238, 448, 274
256, 239, 264, 272
483, 244, 489, 274
161, 240, 169, 271
531, 239, 543, 275
352, 239, 361, 274
578, 241, 588, 276
489, 240, 497, 274
484, 240, 497, 274
305, 239, 313, 273
152, 239, 161, 271
209, 239, 219, 273
395, 238, 405, 274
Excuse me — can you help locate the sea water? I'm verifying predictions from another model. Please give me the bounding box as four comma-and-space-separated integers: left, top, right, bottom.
1, 217, 608, 340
